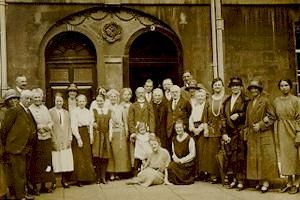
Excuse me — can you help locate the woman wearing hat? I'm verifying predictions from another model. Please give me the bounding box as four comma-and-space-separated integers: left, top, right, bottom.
221, 77, 249, 191
66, 83, 78, 112
273, 79, 300, 194
245, 80, 279, 193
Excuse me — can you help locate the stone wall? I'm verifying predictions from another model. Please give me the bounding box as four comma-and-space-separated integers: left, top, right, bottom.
5, 3, 300, 97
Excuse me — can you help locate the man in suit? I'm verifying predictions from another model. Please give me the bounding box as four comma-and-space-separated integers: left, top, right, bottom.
152, 88, 168, 149
15, 75, 28, 96
1, 90, 37, 200
144, 79, 154, 103
128, 87, 155, 135
166, 85, 192, 152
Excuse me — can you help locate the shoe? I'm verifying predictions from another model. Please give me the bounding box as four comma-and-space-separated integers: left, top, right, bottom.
236, 183, 244, 191
210, 177, 218, 184
226, 181, 237, 189
61, 180, 70, 188
96, 179, 101, 184
110, 175, 115, 181
39, 187, 52, 193
23, 194, 35, 200
255, 185, 261, 191
101, 178, 107, 184
280, 185, 291, 193
77, 182, 83, 187
52, 183, 56, 190
288, 186, 299, 194
261, 185, 269, 193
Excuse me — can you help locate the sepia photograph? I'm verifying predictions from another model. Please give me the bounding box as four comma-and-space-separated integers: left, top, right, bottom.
0, 0, 300, 199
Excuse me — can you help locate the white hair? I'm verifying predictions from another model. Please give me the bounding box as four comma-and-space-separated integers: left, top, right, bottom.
170, 85, 181, 92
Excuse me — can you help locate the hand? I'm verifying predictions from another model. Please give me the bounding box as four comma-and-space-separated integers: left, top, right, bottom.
90, 136, 94, 144
77, 138, 83, 147
45, 166, 52, 172
193, 128, 201, 136
252, 123, 260, 132
230, 113, 239, 121
93, 122, 98, 129
130, 134, 136, 142
263, 116, 269, 123
222, 134, 231, 144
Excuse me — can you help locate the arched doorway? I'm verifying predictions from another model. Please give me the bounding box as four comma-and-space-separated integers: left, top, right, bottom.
128, 30, 182, 91
45, 31, 97, 107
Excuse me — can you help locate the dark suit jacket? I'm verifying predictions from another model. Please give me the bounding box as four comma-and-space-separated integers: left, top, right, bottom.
166, 97, 192, 138
1, 104, 37, 154
128, 101, 155, 134
152, 101, 168, 148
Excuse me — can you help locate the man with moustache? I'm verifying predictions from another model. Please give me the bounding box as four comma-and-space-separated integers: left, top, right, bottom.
15, 75, 28, 96
1, 90, 37, 200
166, 85, 192, 152
144, 79, 154, 103
152, 88, 168, 149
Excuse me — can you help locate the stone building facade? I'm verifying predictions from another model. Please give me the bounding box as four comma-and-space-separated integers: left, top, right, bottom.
0, 0, 300, 105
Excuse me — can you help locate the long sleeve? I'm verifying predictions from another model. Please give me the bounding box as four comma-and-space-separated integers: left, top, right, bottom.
258, 98, 276, 131
128, 104, 136, 134
179, 137, 196, 164
70, 110, 80, 140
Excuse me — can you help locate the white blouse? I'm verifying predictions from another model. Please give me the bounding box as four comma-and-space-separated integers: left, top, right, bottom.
71, 107, 93, 140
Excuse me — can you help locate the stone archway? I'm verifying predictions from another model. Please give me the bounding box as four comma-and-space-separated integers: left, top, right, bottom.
45, 31, 97, 107
126, 28, 183, 91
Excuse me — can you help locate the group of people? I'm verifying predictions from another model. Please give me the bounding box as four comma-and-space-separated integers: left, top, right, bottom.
0, 72, 299, 200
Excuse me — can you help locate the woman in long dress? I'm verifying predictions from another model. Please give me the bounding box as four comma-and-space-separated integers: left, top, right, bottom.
49, 94, 73, 188
119, 88, 134, 168
206, 78, 227, 183
92, 94, 112, 184
29, 88, 55, 194
167, 119, 196, 185
127, 136, 170, 187
71, 94, 95, 186
273, 79, 300, 194
107, 89, 131, 180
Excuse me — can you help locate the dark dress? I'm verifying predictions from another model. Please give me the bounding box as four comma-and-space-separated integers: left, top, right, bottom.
92, 109, 112, 159
30, 139, 55, 184
168, 135, 195, 185
71, 127, 96, 182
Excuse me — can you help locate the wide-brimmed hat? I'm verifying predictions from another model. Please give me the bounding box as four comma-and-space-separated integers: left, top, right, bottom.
3, 89, 20, 101
186, 80, 199, 90
228, 77, 243, 88
67, 83, 78, 92
247, 80, 263, 91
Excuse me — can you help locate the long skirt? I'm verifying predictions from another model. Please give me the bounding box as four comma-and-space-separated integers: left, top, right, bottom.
107, 129, 131, 173
52, 148, 74, 173
195, 135, 220, 175
137, 167, 164, 186
0, 162, 7, 196
71, 127, 96, 182
167, 161, 195, 185
30, 139, 55, 184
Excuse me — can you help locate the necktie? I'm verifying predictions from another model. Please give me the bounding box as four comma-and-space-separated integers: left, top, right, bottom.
172, 100, 177, 110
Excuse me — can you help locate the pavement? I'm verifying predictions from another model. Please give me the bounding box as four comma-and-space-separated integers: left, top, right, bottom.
35, 180, 300, 200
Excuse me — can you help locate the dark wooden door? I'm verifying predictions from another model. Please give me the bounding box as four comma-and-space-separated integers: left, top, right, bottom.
45, 31, 97, 108
128, 31, 182, 91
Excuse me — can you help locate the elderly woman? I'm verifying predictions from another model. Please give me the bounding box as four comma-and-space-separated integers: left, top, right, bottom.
167, 119, 196, 185
189, 89, 214, 182
221, 77, 249, 191
71, 94, 96, 186
29, 88, 55, 194
92, 94, 111, 184
274, 79, 300, 194
107, 89, 131, 180
49, 93, 73, 188
127, 136, 170, 187
245, 80, 279, 193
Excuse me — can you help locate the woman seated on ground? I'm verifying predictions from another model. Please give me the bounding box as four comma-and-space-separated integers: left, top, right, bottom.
167, 119, 196, 185
127, 135, 170, 187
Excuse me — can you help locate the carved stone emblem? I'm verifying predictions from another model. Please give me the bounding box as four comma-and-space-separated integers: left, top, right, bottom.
102, 22, 122, 43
